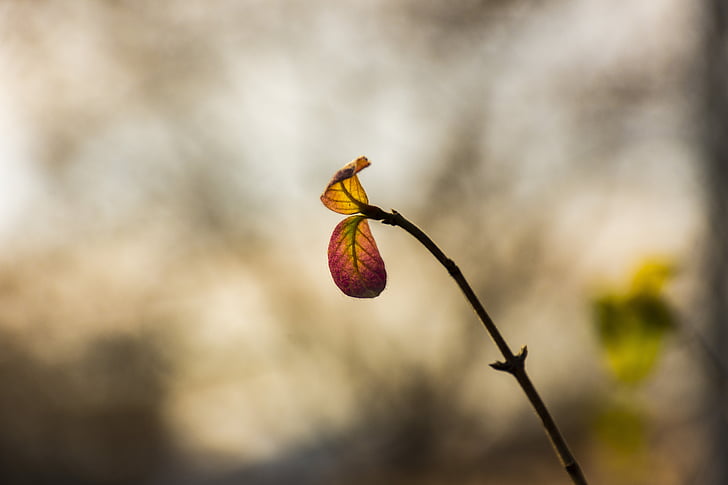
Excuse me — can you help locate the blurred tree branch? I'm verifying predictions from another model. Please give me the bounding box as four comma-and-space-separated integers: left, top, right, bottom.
702, 0, 728, 483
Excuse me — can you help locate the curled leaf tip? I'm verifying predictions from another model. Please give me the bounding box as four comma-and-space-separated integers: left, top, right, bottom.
321, 157, 371, 214
328, 156, 370, 186
328, 215, 386, 298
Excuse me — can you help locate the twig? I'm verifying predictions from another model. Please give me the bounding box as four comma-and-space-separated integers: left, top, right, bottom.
364, 206, 589, 485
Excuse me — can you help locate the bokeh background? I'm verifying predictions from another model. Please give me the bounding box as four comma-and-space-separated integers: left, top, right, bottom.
0, 1, 725, 484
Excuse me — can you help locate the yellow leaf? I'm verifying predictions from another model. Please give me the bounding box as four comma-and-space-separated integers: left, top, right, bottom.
320, 156, 371, 214
592, 258, 676, 385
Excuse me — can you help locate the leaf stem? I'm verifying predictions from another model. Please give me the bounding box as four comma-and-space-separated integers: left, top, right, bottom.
365, 206, 589, 485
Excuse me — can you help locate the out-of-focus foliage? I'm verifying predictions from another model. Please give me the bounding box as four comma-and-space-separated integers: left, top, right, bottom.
590, 260, 684, 484
592, 401, 652, 485
593, 259, 676, 385
593, 402, 646, 457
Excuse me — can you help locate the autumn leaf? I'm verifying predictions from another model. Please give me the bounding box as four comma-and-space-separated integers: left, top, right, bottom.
322, 157, 387, 298
328, 215, 386, 298
320, 156, 371, 214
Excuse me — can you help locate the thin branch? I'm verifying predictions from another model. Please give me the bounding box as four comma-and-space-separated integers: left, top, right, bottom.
364, 205, 589, 485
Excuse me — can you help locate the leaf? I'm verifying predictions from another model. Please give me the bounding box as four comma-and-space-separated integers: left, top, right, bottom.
328, 215, 386, 298
592, 259, 676, 385
320, 156, 371, 214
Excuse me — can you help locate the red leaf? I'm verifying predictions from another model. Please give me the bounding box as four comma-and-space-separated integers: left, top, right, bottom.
328, 215, 386, 298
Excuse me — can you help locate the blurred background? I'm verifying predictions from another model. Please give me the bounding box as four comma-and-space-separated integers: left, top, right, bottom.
0, 1, 725, 484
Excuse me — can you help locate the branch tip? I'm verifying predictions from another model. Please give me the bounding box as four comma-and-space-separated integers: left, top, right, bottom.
516, 345, 528, 361
489, 360, 511, 372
